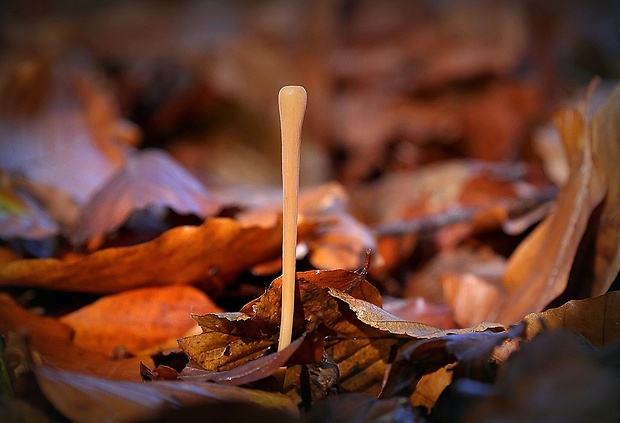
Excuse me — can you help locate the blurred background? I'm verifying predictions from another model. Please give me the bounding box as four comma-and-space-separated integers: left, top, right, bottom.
1, 0, 618, 190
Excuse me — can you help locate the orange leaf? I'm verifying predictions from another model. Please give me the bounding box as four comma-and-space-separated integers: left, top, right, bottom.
0, 217, 284, 294
60, 285, 221, 357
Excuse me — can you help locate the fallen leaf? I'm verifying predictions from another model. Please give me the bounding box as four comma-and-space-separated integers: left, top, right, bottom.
18, 344, 299, 423
0, 56, 133, 205
522, 291, 620, 348
462, 330, 620, 423
60, 285, 221, 357
382, 296, 456, 329
497, 90, 608, 324
0, 295, 148, 381
380, 324, 520, 399
179, 266, 414, 398
411, 363, 456, 412
0, 217, 285, 294
69, 149, 221, 247
179, 332, 308, 386
442, 273, 503, 328
304, 393, 418, 423
406, 246, 507, 307
590, 84, 620, 296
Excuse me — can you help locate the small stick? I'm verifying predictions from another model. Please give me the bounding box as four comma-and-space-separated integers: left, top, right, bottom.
278, 86, 307, 352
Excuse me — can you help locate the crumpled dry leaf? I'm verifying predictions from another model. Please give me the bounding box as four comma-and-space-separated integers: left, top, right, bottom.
0, 217, 285, 294
60, 285, 221, 357
180, 266, 419, 398
299, 183, 377, 270
180, 261, 506, 401
69, 149, 221, 247
0, 56, 136, 206
380, 324, 522, 401
354, 160, 552, 256
406, 246, 507, 309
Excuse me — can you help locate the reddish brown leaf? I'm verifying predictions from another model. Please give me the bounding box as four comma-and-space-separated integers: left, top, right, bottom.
60, 285, 221, 357
0, 295, 149, 381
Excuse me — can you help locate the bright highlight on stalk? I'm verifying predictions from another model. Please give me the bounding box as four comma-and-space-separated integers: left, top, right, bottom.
278, 85, 307, 352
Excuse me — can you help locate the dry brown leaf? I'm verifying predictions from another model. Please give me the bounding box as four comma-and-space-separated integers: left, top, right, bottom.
179, 267, 423, 398
411, 363, 456, 412
60, 285, 221, 357
239, 182, 376, 272
497, 98, 607, 324
0, 217, 285, 294
69, 149, 221, 246
522, 291, 620, 348
442, 273, 503, 328
380, 324, 520, 398
590, 85, 620, 295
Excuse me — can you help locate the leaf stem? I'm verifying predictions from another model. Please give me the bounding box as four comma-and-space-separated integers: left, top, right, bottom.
278, 86, 307, 352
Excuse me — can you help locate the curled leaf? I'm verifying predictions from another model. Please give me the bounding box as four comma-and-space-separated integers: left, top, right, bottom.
70, 149, 221, 246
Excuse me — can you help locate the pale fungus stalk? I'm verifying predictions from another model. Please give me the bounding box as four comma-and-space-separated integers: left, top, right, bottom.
278, 85, 307, 352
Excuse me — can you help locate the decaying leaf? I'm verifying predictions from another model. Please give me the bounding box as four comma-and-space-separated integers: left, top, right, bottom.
69, 149, 221, 247
60, 285, 221, 357
180, 262, 508, 402
382, 296, 456, 330
180, 267, 415, 398
0, 217, 286, 294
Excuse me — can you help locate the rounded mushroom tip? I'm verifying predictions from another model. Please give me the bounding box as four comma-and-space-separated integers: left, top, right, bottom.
279, 85, 307, 98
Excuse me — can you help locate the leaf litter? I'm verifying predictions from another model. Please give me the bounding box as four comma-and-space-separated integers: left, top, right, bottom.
1, 1, 620, 422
